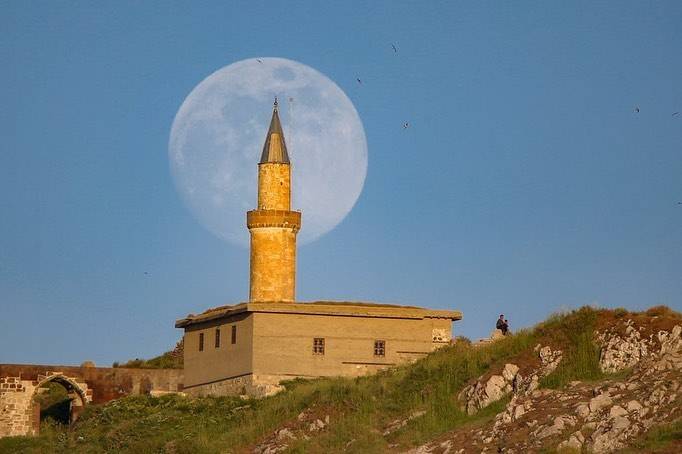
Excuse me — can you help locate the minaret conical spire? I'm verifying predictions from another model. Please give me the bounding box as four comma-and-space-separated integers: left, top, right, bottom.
259, 97, 290, 164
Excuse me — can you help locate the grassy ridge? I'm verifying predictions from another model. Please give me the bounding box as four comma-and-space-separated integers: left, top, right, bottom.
113, 340, 184, 369
538, 306, 604, 388
1, 306, 678, 454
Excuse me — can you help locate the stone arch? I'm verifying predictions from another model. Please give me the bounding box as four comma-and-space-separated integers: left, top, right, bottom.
31, 372, 93, 433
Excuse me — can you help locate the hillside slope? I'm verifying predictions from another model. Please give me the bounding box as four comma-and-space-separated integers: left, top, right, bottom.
1, 306, 680, 454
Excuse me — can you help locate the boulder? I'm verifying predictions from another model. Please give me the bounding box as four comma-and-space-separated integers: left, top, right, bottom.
609, 405, 628, 418
625, 400, 642, 412
589, 394, 613, 413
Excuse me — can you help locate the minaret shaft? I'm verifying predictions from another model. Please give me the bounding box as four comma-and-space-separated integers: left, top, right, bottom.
247, 101, 300, 303
257, 163, 290, 210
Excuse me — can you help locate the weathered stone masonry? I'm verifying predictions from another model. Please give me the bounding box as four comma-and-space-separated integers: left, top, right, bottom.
0, 372, 92, 438
0, 364, 183, 438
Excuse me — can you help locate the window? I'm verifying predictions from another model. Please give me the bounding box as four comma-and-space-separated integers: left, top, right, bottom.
313, 338, 325, 355
215, 328, 221, 348
231, 325, 237, 344
199, 332, 204, 352
374, 340, 385, 357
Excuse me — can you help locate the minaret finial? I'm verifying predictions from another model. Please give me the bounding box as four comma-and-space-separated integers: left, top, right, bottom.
260, 98, 289, 164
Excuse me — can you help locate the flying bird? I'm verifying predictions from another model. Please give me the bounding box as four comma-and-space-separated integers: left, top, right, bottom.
356, 78, 362, 85
257, 59, 263, 63
634, 106, 640, 113
391, 43, 398, 53
403, 122, 409, 129
673, 112, 680, 117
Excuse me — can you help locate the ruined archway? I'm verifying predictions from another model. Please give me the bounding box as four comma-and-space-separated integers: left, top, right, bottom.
30, 373, 92, 435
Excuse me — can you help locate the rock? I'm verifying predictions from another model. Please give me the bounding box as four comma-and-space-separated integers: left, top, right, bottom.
527, 375, 540, 393
596, 320, 651, 373
276, 428, 296, 441
659, 325, 682, 355
513, 404, 526, 420
539, 346, 563, 373
609, 405, 628, 418
582, 422, 597, 431
534, 415, 576, 440
590, 415, 632, 453
502, 363, 519, 382
611, 415, 630, 431
439, 440, 453, 453
308, 419, 325, 431
460, 372, 514, 414
485, 375, 508, 400
589, 394, 613, 413
557, 415, 577, 428
576, 403, 590, 418
574, 431, 585, 443
625, 400, 643, 412
382, 409, 426, 435
557, 431, 584, 451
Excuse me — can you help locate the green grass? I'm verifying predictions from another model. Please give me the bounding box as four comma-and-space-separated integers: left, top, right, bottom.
0, 306, 646, 454
620, 419, 682, 453
538, 306, 605, 388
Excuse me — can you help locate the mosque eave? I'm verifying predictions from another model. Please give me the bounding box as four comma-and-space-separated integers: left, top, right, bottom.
175, 300, 462, 328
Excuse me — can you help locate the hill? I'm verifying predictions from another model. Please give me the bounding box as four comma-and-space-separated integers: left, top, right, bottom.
1, 306, 680, 453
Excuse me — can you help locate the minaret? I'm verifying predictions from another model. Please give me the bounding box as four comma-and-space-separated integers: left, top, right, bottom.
247, 99, 301, 302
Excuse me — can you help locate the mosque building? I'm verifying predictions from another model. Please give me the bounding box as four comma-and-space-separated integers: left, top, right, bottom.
175, 100, 462, 396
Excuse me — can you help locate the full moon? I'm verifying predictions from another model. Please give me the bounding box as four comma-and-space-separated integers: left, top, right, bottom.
169, 58, 368, 246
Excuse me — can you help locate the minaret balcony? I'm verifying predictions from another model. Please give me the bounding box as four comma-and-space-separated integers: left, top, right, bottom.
247, 210, 301, 231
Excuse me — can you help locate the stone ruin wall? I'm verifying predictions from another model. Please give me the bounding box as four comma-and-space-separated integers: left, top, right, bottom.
0, 364, 184, 438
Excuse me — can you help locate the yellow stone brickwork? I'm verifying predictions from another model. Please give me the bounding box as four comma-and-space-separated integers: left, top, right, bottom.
258, 163, 291, 210
248, 127, 299, 302
177, 302, 460, 397
248, 226, 298, 302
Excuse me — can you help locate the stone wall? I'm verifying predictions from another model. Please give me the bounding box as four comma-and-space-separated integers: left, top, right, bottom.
0, 364, 183, 404
0, 372, 92, 438
0, 376, 32, 437
0, 364, 183, 438
182, 373, 283, 398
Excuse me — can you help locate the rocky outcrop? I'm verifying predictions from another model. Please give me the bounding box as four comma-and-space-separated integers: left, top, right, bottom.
410, 322, 682, 454
458, 346, 562, 415
596, 319, 653, 373
253, 408, 331, 454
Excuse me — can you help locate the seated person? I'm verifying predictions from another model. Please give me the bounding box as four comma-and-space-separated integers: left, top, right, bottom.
496, 314, 509, 335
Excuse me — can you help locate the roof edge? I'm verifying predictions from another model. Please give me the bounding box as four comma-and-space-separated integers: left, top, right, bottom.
175, 301, 462, 328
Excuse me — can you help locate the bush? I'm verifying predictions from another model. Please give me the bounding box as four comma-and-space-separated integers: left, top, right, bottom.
645, 305, 675, 317
613, 307, 629, 318
117, 339, 184, 369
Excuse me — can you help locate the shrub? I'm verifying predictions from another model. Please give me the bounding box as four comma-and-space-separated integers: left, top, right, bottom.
613, 307, 629, 318
645, 305, 674, 317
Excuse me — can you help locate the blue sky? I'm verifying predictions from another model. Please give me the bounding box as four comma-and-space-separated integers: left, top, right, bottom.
1, 1, 681, 365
